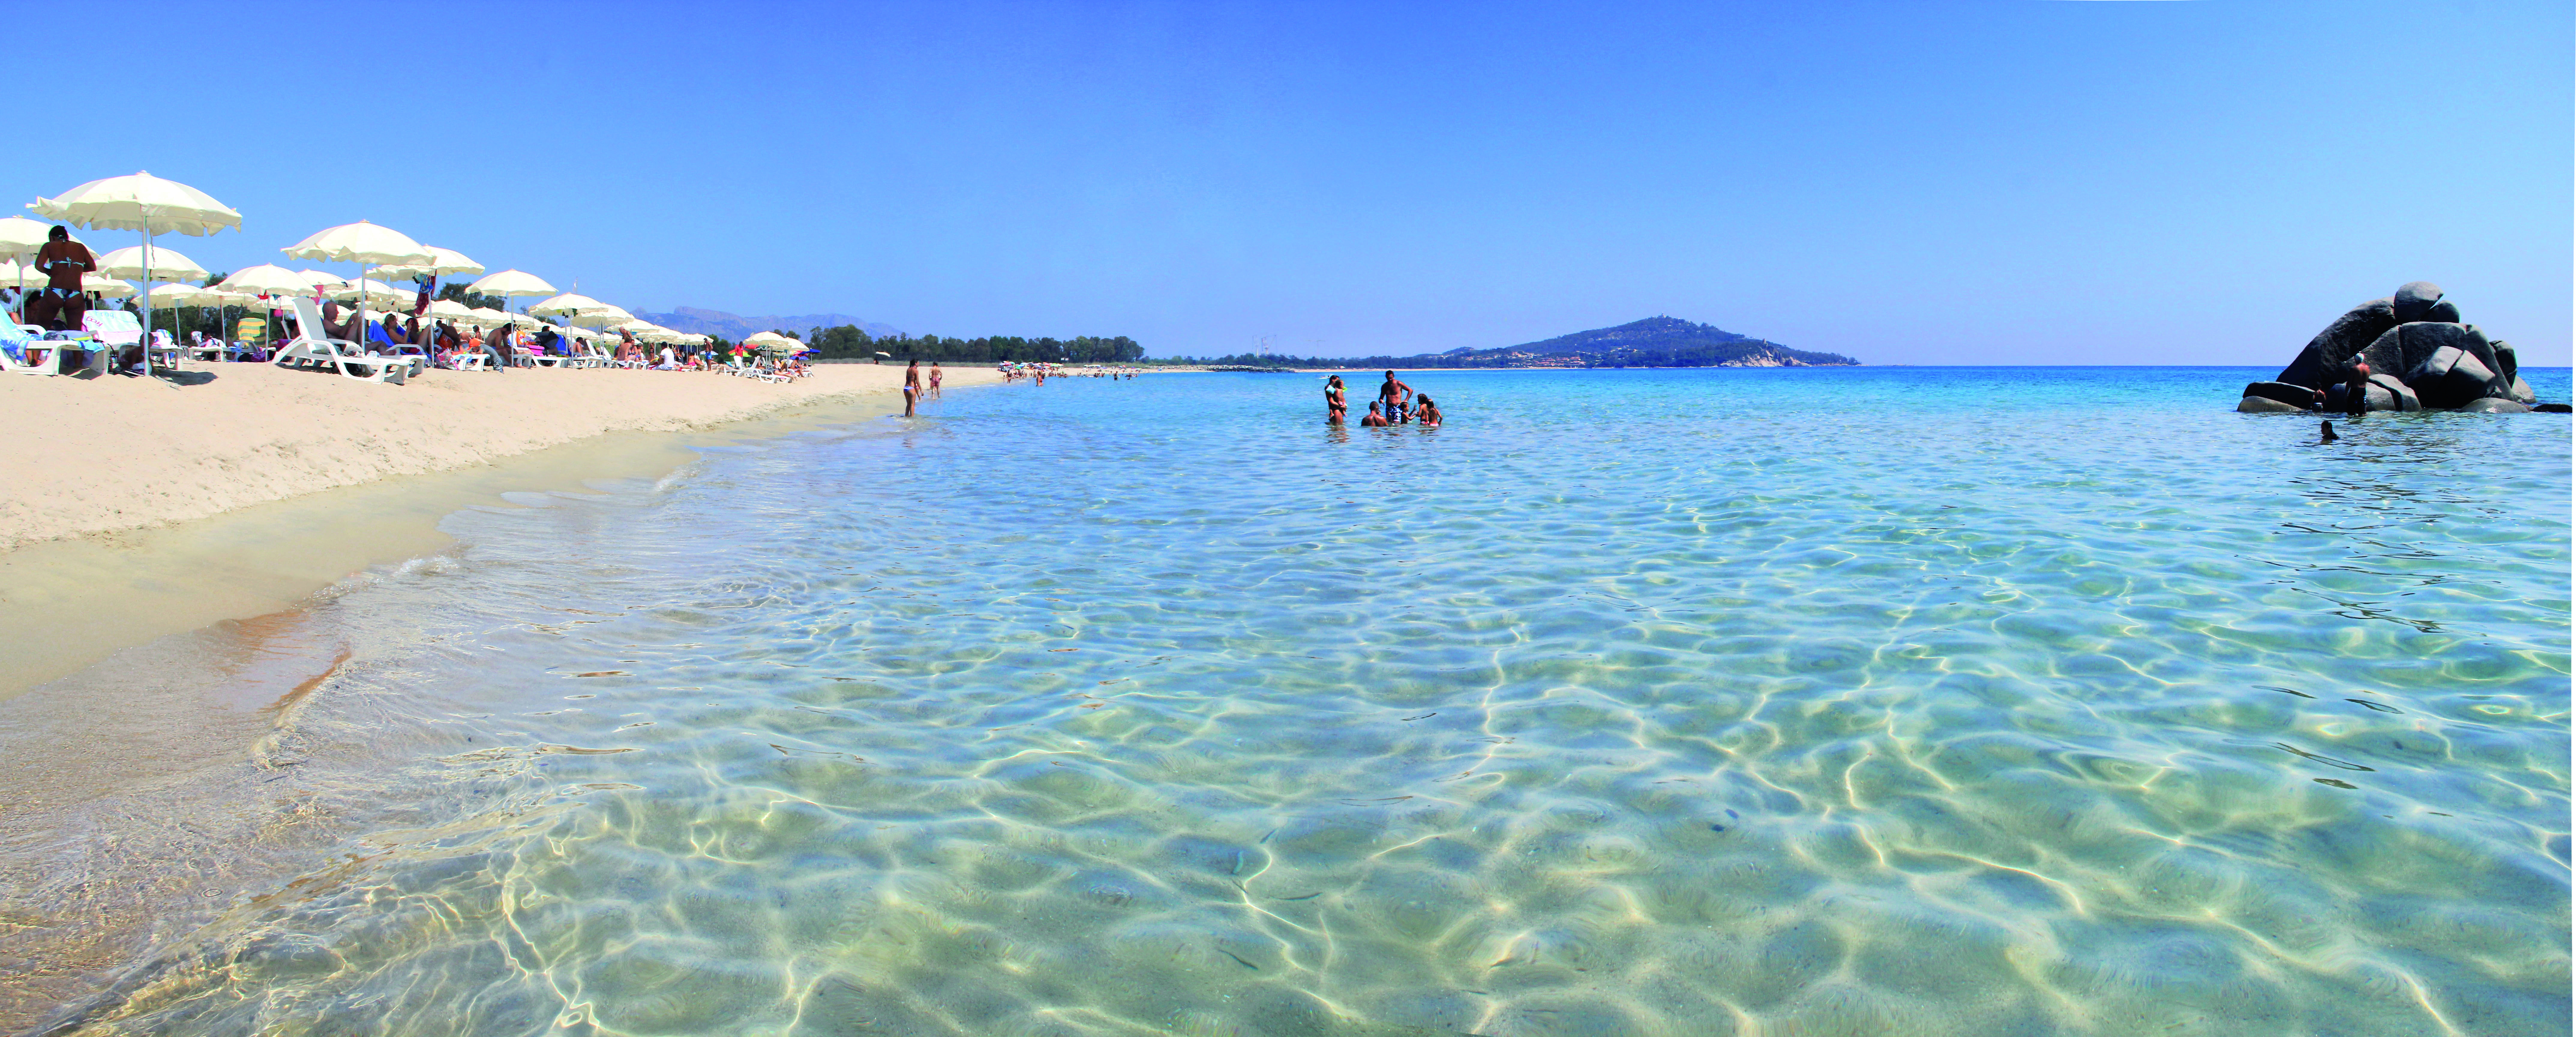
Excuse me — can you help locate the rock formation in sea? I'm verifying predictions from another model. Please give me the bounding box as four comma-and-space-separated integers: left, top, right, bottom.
2237, 282, 2556, 414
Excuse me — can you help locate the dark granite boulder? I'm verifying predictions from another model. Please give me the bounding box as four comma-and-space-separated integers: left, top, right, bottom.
2424, 299, 2461, 324
2456, 398, 2530, 414
2367, 373, 2422, 411
2507, 375, 2536, 405
2393, 281, 2444, 322
2325, 382, 2400, 413
2242, 381, 2321, 408
2537, 403, 2573, 413
2409, 346, 2499, 409
2279, 299, 2397, 388
2236, 395, 2308, 413
2366, 323, 2502, 396
2492, 341, 2518, 381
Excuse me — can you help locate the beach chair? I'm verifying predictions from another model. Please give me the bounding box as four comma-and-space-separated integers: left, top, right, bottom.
274, 297, 406, 383
186, 334, 227, 362
364, 321, 430, 374
147, 329, 186, 371
232, 316, 267, 359
81, 310, 143, 367
0, 320, 56, 376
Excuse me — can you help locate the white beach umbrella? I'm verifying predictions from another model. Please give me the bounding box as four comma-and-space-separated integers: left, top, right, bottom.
570, 304, 635, 328
528, 292, 607, 317
83, 275, 136, 298
147, 282, 217, 308
427, 299, 475, 321
466, 269, 555, 313
283, 221, 434, 362
372, 245, 483, 280
217, 263, 316, 296
96, 244, 210, 283
328, 278, 412, 305
281, 221, 430, 266
30, 171, 241, 375
0, 258, 41, 289
465, 306, 511, 325
0, 216, 53, 259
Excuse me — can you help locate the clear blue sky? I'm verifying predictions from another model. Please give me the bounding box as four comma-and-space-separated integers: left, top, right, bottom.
19, 1, 2569, 363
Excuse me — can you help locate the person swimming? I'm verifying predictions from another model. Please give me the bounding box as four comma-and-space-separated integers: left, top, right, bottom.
2320, 419, 2338, 443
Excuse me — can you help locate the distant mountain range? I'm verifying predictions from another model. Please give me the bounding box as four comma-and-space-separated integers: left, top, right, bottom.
636, 306, 903, 342
1204, 316, 1858, 368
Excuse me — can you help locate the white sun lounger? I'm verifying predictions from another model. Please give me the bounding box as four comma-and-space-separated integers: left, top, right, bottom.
0, 321, 57, 376
274, 297, 407, 383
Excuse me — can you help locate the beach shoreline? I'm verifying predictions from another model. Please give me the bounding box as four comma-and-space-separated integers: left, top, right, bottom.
0, 363, 994, 698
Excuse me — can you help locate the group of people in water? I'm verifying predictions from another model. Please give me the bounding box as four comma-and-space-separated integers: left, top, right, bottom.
1327, 370, 1441, 427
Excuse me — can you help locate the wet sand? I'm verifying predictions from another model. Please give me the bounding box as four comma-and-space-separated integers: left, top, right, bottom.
0, 364, 992, 698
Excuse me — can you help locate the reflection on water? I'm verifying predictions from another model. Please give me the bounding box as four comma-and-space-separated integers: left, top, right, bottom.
7, 368, 2569, 1036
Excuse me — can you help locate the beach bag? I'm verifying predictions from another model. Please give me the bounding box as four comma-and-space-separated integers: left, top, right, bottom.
234, 316, 266, 345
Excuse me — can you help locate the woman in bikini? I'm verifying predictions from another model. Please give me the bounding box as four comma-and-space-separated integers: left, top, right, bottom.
1417, 394, 1441, 427
903, 358, 921, 416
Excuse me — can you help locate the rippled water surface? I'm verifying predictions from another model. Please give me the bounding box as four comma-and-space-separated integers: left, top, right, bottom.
18, 368, 2573, 1036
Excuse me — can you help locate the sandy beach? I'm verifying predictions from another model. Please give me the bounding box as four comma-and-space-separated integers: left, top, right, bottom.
0, 362, 992, 551
0, 362, 994, 697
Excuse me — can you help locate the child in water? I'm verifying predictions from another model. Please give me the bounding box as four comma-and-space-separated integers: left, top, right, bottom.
1417, 395, 1441, 427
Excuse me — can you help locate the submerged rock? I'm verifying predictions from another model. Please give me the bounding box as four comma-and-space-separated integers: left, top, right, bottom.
2242, 381, 2321, 409
2236, 395, 2308, 413
2456, 398, 2531, 414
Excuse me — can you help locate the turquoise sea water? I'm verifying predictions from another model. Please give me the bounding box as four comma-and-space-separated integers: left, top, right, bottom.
18, 367, 2573, 1036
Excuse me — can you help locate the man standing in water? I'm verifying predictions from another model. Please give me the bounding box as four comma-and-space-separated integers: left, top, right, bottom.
1378, 370, 1412, 424
2341, 354, 2372, 416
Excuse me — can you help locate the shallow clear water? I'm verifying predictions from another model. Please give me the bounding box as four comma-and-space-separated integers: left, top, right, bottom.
26, 368, 2574, 1036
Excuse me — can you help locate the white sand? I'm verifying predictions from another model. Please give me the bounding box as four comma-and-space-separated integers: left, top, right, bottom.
0, 361, 988, 551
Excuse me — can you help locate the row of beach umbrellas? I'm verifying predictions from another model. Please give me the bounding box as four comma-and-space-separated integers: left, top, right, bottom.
4, 173, 706, 375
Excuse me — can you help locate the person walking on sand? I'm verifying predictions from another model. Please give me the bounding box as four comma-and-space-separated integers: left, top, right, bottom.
903, 358, 922, 417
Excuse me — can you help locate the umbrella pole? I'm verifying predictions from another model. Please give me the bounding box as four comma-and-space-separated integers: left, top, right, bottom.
136, 232, 152, 377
